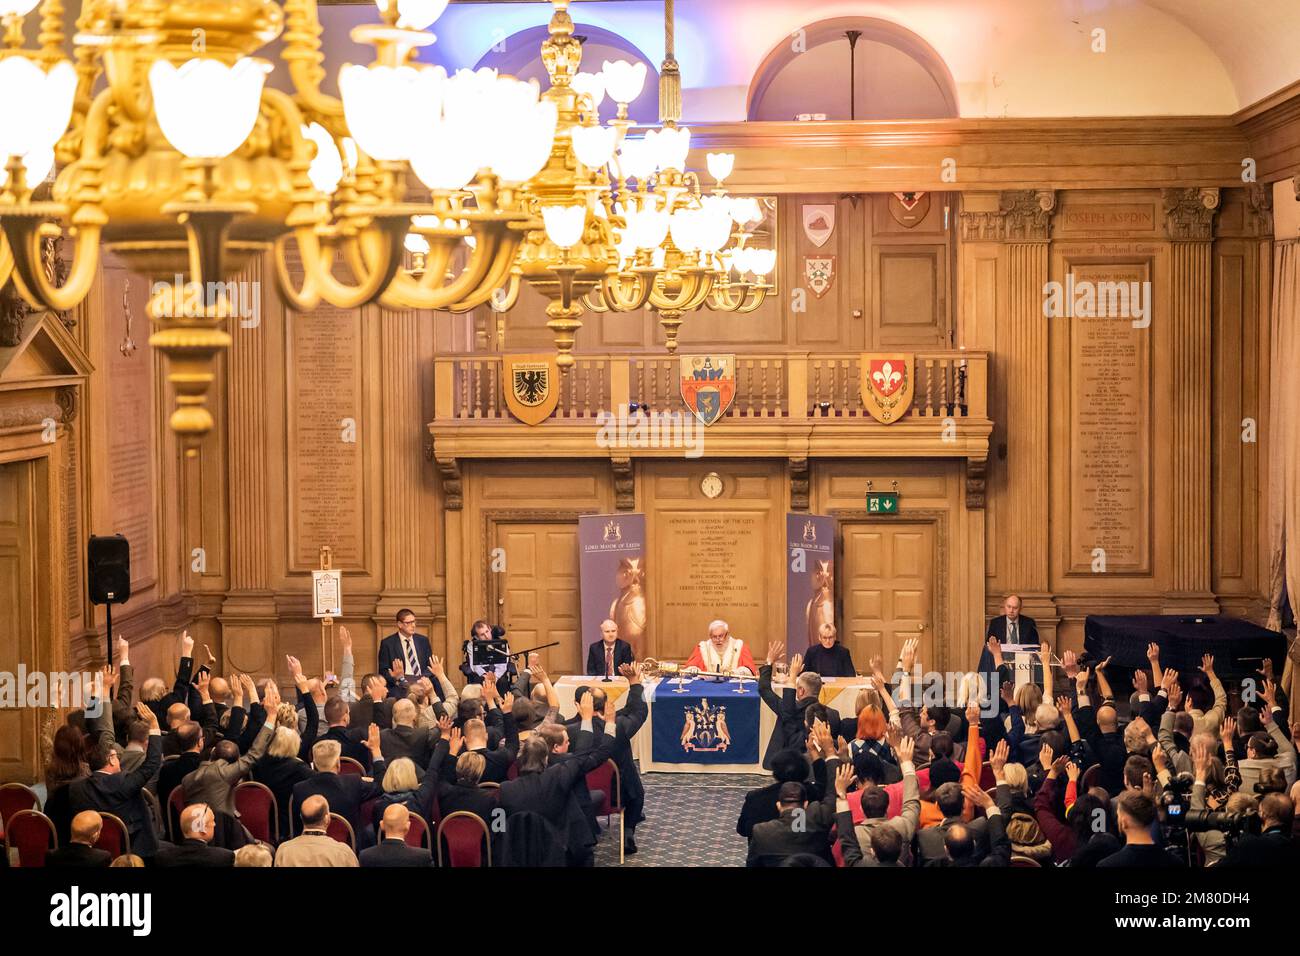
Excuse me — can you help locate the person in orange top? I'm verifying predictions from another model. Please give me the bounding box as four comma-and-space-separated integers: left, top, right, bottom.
918, 698, 986, 828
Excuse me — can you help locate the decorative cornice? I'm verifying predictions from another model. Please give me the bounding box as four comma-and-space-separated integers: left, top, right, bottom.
789, 457, 810, 511
610, 457, 634, 511
0, 401, 61, 429
959, 190, 1055, 242
1162, 187, 1221, 241
0, 284, 29, 348
436, 457, 462, 511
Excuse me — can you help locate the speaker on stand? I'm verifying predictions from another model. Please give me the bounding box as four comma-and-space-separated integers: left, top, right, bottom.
88, 535, 131, 662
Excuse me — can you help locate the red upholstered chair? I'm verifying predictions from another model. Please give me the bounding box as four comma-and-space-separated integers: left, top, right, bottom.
0, 782, 40, 839
405, 812, 432, 856
585, 759, 625, 864
234, 781, 279, 845
437, 811, 491, 867
978, 764, 997, 790
339, 757, 365, 776
326, 813, 357, 851
1010, 856, 1042, 867
477, 782, 500, 804
506, 761, 519, 781
5, 810, 57, 867
167, 787, 187, 842
94, 812, 131, 857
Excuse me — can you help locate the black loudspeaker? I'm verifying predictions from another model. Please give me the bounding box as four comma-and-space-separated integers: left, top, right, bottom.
88, 535, 131, 605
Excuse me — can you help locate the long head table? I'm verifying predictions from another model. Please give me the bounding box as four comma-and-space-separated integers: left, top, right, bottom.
552, 674, 872, 775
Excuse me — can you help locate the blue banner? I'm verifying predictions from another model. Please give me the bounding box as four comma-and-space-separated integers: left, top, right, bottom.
651, 678, 760, 764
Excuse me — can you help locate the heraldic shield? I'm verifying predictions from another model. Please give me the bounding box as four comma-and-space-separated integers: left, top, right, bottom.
860, 353, 915, 424
679, 354, 736, 426
503, 354, 560, 426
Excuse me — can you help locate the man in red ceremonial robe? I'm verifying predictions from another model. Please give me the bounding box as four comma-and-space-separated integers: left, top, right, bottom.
684, 620, 757, 676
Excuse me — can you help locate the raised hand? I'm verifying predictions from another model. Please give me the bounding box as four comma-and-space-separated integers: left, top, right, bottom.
962, 781, 993, 811
1200, 654, 1216, 677
986, 636, 1004, 666
366, 722, 381, 754
1065, 761, 1080, 782
437, 714, 453, 737
229, 674, 245, 708
134, 700, 159, 731
1258, 658, 1275, 682
1133, 668, 1149, 695
1050, 755, 1069, 777
766, 641, 785, 666
789, 653, 804, 679
1191, 739, 1211, 781
1146, 642, 1160, 665
1260, 678, 1278, 709
448, 726, 464, 756
1000, 680, 1015, 708
900, 638, 918, 674
195, 669, 211, 701
116, 635, 129, 663
389, 657, 405, 680
895, 734, 915, 765
286, 654, 304, 681
1062, 649, 1079, 679
1167, 679, 1183, 711
338, 625, 353, 653
990, 739, 1009, 777
1151, 743, 1168, 774
262, 679, 281, 712
834, 762, 854, 798
1055, 694, 1072, 717
1039, 742, 1054, 771
1220, 716, 1236, 750
578, 691, 594, 721
180, 630, 195, 657
619, 662, 643, 684
868, 655, 886, 685
1075, 667, 1090, 693
966, 698, 981, 723
502, 691, 515, 714
240, 673, 259, 704
531, 660, 549, 684
812, 718, 835, 757
1159, 669, 1177, 694
602, 694, 615, 724
1097, 656, 1112, 673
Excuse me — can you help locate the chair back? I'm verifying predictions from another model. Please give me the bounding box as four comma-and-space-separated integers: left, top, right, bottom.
95, 812, 131, 857
584, 760, 622, 817
477, 781, 501, 804
167, 786, 187, 842
437, 811, 491, 867
339, 757, 365, 776
506, 761, 519, 781
1010, 855, 1042, 868
5, 810, 57, 867
406, 812, 432, 854
326, 813, 357, 851
0, 782, 39, 830
978, 764, 996, 790
235, 781, 280, 844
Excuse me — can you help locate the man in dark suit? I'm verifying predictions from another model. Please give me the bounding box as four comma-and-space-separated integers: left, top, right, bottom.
746, 722, 841, 867
380, 698, 439, 768
323, 696, 375, 769
378, 608, 433, 688
155, 804, 234, 867
916, 782, 990, 865
1222, 794, 1298, 867
348, 674, 396, 731
736, 749, 811, 839
977, 594, 1040, 686
499, 693, 619, 866
45, 811, 112, 868
292, 730, 387, 846
566, 663, 650, 852
585, 620, 635, 678
359, 805, 432, 867
758, 642, 821, 770
69, 702, 163, 859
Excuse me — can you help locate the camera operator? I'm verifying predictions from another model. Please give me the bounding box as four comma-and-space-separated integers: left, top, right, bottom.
1221, 791, 1298, 866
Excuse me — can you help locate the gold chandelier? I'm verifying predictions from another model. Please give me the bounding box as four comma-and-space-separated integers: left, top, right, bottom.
0, 0, 773, 446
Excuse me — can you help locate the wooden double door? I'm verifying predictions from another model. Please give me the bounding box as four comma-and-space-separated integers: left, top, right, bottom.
489, 521, 583, 676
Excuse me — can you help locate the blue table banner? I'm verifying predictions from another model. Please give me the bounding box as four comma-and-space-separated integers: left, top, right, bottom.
650, 678, 760, 764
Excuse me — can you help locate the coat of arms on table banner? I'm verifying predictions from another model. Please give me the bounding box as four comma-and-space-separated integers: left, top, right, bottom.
802, 203, 836, 247
502, 353, 560, 426
860, 353, 915, 424
804, 256, 835, 298
679, 354, 736, 426
680, 699, 731, 752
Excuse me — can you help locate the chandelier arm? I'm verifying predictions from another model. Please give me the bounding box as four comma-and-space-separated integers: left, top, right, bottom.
444, 231, 526, 312
288, 222, 403, 311
376, 231, 497, 310
455, 269, 520, 316
582, 287, 609, 313
648, 269, 709, 312
271, 233, 326, 312
736, 287, 770, 314
0, 234, 12, 291
281, 0, 346, 120
7, 220, 102, 313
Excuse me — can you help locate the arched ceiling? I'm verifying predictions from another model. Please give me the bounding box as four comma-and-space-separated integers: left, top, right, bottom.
306, 0, 1300, 119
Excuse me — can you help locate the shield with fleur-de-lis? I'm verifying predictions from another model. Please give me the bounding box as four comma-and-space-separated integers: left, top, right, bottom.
860, 353, 915, 424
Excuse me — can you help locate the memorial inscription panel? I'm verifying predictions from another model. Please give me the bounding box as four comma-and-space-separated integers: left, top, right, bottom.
657, 511, 769, 657
1067, 261, 1152, 574
286, 251, 366, 570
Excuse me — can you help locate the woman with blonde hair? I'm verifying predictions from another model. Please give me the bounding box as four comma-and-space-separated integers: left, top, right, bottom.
372, 755, 440, 831
252, 725, 315, 839
110, 854, 145, 867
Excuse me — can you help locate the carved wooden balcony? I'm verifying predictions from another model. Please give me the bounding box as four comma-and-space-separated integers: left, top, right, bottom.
430, 350, 990, 465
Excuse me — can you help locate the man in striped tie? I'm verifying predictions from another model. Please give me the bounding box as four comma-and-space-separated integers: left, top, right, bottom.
378, 609, 433, 694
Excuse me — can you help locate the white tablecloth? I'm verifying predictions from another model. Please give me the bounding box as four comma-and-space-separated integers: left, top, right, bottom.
552, 674, 873, 775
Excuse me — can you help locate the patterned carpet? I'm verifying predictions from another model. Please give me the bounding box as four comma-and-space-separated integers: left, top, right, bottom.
592, 770, 768, 867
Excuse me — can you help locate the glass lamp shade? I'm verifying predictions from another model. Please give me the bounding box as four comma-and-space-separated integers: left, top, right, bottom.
492, 98, 557, 185
410, 120, 480, 191
697, 197, 734, 253
706, 152, 735, 183
646, 125, 691, 172
571, 124, 616, 169
615, 138, 654, 181
749, 248, 777, 276
541, 205, 586, 249
374, 0, 450, 31
0, 57, 76, 160
602, 59, 647, 104
150, 58, 271, 160
729, 196, 762, 226
634, 207, 670, 249
572, 71, 606, 111
669, 210, 701, 253
404, 232, 430, 255
302, 122, 344, 194
339, 62, 445, 162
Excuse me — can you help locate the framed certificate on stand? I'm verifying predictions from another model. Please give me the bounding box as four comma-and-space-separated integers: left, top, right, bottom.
312, 569, 342, 617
